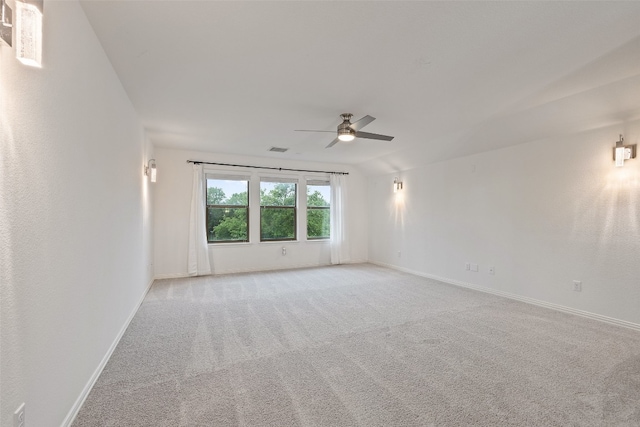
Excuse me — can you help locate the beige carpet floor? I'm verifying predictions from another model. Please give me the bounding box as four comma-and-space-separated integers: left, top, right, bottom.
73, 264, 640, 426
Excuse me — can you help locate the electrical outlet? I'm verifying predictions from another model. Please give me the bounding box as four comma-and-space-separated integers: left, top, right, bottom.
470, 263, 478, 272
14, 403, 25, 427
282, 247, 286, 256
573, 280, 582, 292
465, 263, 470, 271
488, 266, 495, 275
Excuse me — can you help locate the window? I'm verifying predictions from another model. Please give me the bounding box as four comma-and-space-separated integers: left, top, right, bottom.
307, 181, 330, 239
260, 179, 297, 241
206, 176, 249, 243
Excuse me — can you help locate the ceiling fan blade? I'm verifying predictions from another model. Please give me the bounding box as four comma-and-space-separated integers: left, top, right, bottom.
294, 129, 335, 133
354, 131, 394, 141
326, 138, 340, 148
349, 115, 376, 131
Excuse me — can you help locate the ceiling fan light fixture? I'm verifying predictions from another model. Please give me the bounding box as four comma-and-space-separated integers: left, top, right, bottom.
296, 113, 393, 148
338, 132, 355, 142
337, 117, 355, 142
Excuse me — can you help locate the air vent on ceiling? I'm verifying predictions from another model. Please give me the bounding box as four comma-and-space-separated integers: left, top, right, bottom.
269, 146, 289, 153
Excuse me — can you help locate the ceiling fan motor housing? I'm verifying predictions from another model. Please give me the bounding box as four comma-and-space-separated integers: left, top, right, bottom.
338, 114, 355, 141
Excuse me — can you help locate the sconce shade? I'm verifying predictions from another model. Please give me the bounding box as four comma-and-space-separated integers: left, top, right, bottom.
146, 159, 157, 183
15, 1, 42, 67
615, 146, 626, 167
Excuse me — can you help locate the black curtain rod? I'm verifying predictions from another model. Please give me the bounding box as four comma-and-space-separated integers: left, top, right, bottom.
186, 160, 349, 175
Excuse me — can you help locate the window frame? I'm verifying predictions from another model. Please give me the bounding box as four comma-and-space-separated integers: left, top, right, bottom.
205, 174, 250, 244
306, 180, 331, 240
259, 179, 298, 242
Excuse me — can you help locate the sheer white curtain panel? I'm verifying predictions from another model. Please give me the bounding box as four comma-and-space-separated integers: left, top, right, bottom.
187, 164, 212, 276
329, 173, 350, 264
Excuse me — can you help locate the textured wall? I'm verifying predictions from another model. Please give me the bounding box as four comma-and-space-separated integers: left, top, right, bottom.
153, 147, 368, 276
0, 1, 152, 425
368, 123, 640, 325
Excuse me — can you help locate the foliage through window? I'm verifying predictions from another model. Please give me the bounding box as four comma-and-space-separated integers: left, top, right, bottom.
307, 182, 330, 239
206, 177, 249, 243
260, 181, 297, 241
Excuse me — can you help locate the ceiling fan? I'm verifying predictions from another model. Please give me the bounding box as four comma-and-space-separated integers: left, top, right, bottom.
295, 113, 394, 148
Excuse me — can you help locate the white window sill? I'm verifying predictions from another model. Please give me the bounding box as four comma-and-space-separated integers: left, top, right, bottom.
208, 241, 252, 247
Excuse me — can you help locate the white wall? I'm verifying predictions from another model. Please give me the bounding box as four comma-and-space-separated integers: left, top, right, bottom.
0, 1, 152, 425
154, 147, 368, 276
368, 123, 640, 325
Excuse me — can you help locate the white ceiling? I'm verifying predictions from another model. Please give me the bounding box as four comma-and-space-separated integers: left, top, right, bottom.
80, 1, 640, 173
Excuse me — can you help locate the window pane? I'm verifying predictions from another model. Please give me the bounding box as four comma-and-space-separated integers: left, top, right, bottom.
307, 183, 330, 239
261, 207, 295, 240
307, 184, 330, 207
260, 181, 297, 241
207, 207, 248, 242
307, 208, 330, 239
206, 177, 249, 243
260, 182, 296, 206
207, 179, 248, 205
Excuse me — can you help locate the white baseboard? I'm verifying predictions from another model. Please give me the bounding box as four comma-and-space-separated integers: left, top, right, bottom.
61, 277, 156, 427
153, 260, 369, 279
154, 272, 191, 280
212, 261, 333, 276
369, 261, 640, 333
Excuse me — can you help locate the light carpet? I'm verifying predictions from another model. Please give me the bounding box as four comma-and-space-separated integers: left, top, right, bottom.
73, 264, 640, 426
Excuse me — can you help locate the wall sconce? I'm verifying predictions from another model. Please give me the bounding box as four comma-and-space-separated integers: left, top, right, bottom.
145, 159, 157, 183
15, 0, 43, 67
613, 134, 636, 167
393, 177, 403, 193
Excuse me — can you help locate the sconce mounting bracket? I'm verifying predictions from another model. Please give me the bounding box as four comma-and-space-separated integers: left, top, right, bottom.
0, 0, 11, 46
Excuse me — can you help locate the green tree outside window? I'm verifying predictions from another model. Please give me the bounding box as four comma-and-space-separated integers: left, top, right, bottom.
307, 183, 330, 239
260, 182, 296, 241
206, 178, 249, 243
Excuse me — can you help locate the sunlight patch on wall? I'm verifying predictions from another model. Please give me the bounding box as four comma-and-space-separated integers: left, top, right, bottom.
602, 167, 640, 237
390, 179, 406, 231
